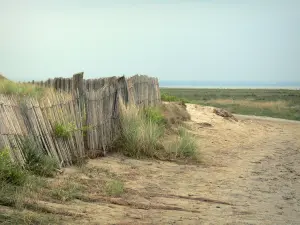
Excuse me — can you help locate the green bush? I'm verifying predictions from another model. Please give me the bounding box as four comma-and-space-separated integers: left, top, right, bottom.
144, 107, 167, 126
0, 148, 28, 208
54, 122, 76, 138
22, 137, 59, 177
0, 148, 27, 186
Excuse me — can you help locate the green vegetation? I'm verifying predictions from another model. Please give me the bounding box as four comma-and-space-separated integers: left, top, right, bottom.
118, 105, 165, 158
0, 210, 60, 225
166, 127, 199, 162
0, 148, 28, 208
105, 179, 124, 197
160, 88, 300, 121
0, 138, 59, 209
81, 166, 118, 179
54, 121, 92, 140
54, 122, 77, 138
174, 127, 198, 159
0, 170, 61, 224
144, 106, 167, 126
161, 93, 190, 104
118, 104, 199, 162
0, 148, 28, 186
0, 143, 67, 223
50, 179, 85, 202
0, 79, 47, 97
22, 137, 59, 177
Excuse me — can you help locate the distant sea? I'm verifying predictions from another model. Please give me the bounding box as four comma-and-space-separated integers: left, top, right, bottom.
159, 80, 300, 89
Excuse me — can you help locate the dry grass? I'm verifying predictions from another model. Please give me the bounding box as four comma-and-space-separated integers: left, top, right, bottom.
0, 79, 51, 98
207, 99, 287, 109
0, 208, 61, 225
49, 178, 86, 202
161, 102, 191, 125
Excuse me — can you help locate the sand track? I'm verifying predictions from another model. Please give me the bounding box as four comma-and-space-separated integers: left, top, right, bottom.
7, 104, 300, 225
64, 104, 300, 224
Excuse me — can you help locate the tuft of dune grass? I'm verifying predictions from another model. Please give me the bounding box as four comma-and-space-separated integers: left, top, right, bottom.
117, 101, 200, 162
117, 103, 164, 158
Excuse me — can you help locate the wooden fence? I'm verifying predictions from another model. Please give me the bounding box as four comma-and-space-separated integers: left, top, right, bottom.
0, 92, 85, 167
26, 73, 160, 106
1, 74, 161, 167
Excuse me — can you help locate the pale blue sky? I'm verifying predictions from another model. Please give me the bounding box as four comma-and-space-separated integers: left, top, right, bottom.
0, 0, 299, 82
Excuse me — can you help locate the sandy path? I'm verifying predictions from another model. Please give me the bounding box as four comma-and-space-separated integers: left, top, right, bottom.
177, 104, 300, 224
43, 104, 300, 225
235, 114, 300, 124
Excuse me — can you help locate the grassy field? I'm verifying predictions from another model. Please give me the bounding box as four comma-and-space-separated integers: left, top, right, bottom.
160, 88, 300, 121
0, 77, 47, 97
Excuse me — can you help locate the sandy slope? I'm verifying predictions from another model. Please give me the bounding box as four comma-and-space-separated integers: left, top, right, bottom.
182, 104, 300, 224
10, 103, 299, 225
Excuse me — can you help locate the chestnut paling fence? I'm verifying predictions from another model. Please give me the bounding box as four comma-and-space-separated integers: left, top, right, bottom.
0, 73, 161, 167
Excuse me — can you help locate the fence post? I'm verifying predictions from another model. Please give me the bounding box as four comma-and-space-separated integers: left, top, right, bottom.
72, 72, 86, 149
72, 72, 84, 95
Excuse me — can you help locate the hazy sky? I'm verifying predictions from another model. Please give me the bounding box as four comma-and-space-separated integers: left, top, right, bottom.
0, 0, 299, 82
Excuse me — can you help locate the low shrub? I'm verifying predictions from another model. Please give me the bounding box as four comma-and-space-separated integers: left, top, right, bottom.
22, 137, 59, 177
0, 148, 27, 186
105, 179, 124, 197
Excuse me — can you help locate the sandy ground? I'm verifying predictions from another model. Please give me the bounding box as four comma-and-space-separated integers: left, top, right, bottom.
11, 104, 300, 225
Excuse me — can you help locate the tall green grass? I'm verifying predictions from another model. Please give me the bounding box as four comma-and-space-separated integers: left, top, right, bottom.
0, 137, 59, 209
22, 137, 59, 177
0, 148, 28, 207
118, 104, 164, 158
118, 103, 199, 162
0, 149, 27, 186
166, 127, 199, 162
